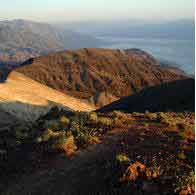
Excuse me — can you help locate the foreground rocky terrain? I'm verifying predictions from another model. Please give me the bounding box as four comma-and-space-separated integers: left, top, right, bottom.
0, 109, 194, 194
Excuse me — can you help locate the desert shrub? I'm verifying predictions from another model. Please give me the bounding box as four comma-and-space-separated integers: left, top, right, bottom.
145, 160, 164, 179
144, 111, 157, 120
60, 116, 70, 127
44, 120, 60, 130
116, 154, 130, 163
15, 125, 31, 144
40, 129, 52, 142
157, 112, 168, 123
177, 113, 185, 119
120, 162, 146, 182
178, 151, 186, 160
156, 112, 176, 127
174, 170, 195, 194
88, 136, 100, 144
88, 112, 98, 123
113, 117, 126, 127
51, 135, 77, 156
69, 120, 80, 135
143, 123, 149, 128
113, 111, 128, 120
98, 117, 112, 127
75, 131, 91, 147
132, 112, 141, 117
37, 129, 65, 142
177, 122, 194, 132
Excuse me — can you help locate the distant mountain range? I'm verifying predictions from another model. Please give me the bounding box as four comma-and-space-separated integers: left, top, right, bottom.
0, 19, 103, 65
63, 19, 195, 40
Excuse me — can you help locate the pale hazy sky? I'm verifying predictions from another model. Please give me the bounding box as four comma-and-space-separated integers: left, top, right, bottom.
0, 0, 195, 22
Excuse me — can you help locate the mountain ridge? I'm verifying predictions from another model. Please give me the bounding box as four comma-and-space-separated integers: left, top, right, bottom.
15, 48, 188, 107
0, 19, 102, 66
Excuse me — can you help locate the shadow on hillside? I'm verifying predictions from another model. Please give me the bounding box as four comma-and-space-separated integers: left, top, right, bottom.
0, 67, 12, 83
0, 100, 73, 129
98, 78, 195, 113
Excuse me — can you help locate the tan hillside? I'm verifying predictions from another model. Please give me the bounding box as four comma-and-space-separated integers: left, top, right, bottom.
0, 71, 94, 121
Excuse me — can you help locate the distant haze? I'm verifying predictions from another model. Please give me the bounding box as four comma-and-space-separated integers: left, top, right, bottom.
0, 0, 194, 22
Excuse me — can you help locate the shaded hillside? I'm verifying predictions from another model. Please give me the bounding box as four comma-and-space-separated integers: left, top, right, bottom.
0, 19, 102, 65
0, 71, 94, 121
0, 64, 12, 82
15, 48, 187, 107
99, 79, 195, 113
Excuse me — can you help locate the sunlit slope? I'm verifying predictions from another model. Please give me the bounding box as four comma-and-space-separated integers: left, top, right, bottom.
0, 71, 94, 121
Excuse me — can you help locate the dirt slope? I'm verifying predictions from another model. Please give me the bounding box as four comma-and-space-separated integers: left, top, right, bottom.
0, 71, 94, 121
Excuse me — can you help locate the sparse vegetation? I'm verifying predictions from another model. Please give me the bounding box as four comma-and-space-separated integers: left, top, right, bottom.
1, 109, 194, 194
174, 170, 195, 194
144, 110, 157, 120
116, 154, 130, 163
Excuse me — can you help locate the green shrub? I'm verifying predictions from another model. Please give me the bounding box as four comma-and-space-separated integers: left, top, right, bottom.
116, 154, 130, 163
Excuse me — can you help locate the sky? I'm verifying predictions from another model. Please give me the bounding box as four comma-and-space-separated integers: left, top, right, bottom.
0, 0, 195, 22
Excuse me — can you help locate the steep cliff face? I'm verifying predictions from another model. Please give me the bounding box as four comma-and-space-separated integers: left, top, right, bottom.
15, 48, 187, 107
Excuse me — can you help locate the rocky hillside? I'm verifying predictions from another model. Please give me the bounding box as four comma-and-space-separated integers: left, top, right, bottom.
15, 48, 187, 107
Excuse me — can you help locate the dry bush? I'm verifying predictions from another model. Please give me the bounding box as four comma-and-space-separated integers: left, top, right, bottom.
98, 117, 112, 127
120, 162, 146, 182
144, 111, 157, 120
156, 112, 176, 127
113, 111, 128, 120
132, 112, 142, 117
89, 112, 98, 123
175, 170, 195, 195
52, 135, 77, 156
60, 116, 70, 127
